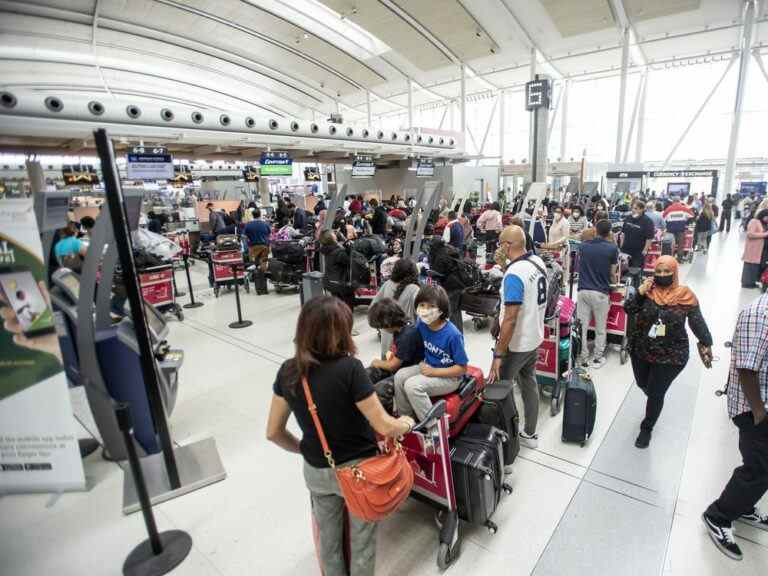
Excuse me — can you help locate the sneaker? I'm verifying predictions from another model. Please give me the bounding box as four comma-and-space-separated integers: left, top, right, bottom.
591, 356, 607, 370
740, 507, 768, 530
579, 356, 591, 368
635, 429, 652, 449
702, 513, 743, 561
519, 431, 538, 449
504, 464, 515, 476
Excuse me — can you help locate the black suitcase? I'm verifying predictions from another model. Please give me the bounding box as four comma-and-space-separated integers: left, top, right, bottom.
451, 423, 511, 532
475, 382, 519, 467
562, 368, 597, 446
252, 269, 268, 295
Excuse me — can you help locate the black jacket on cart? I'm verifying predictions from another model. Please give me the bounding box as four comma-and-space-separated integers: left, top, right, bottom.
320, 243, 353, 297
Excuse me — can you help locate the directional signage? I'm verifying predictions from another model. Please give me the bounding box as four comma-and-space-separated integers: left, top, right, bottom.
352, 155, 375, 179
648, 170, 718, 178
525, 78, 551, 110
416, 158, 435, 178
260, 152, 292, 176
126, 146, 173, 180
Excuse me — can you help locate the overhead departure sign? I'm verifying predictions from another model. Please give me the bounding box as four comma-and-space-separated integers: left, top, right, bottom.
62, 164, 99, 186
525, 79, 551, 110
260, 152, 292, 176
352, 155, 375, 179
416, 158, 435, 178
126, 146, 173, 180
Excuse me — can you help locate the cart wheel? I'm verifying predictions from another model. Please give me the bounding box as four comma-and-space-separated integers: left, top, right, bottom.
620, 346, 628, 365
437, 543, 452, 571
551, 396, 560, 417
472, 318, 483, 331
503, 483, 513, 495
214, 286, 220, 298
175, 307, 184, 322
485, 521, 498, 535
244, 280, 250, 293
580, 441, 586, 448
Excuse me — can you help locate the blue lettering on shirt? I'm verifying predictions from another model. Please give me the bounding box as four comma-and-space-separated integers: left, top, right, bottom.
417, 320, 469, 368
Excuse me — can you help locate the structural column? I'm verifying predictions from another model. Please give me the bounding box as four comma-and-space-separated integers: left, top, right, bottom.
724, 0, 757, 197
635, 72, 647, 163
560, 80, 569, 160
615, 26, 630, 164
366, 91, 372, 127
459, 65, 466, 148
499, 89, 506, 192
407, 80, 413, 131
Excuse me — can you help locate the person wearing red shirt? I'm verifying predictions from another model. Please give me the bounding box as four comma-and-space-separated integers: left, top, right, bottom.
662, 198, 694, 259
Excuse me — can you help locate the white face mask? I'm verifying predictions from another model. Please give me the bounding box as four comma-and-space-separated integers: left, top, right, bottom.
417, 306, 441, 325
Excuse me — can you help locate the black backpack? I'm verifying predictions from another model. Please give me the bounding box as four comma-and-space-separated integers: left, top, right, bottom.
349, 250, 371, 287
455, 258, 481, 288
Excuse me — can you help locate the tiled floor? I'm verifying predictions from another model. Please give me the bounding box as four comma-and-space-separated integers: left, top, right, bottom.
1, 229, 767, 575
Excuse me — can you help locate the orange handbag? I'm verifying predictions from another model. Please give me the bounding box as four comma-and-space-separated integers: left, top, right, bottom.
302, 376, 414, 522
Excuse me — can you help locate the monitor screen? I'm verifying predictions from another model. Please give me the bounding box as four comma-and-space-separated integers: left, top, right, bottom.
667, 182, 690, 196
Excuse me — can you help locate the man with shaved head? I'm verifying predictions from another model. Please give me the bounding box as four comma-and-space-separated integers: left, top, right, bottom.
489, 225, 547, 454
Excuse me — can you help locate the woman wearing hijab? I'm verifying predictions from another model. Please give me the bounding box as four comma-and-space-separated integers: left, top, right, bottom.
741, 209, 768, 288
624, 256, 713, 448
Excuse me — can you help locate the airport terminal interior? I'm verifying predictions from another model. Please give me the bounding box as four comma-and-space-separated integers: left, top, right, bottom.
2, 1, 768, 575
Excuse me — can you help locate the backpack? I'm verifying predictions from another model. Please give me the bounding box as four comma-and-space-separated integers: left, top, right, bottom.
529, 255, 562, 321
455, 258, 481, 288
349, 250, 371, 287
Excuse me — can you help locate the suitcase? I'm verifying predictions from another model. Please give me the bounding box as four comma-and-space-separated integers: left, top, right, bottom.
661, 234, 674, 256
252, 269, 268, 295
450, 423, 510, 531
475, 382, 519, 467
561, 368, 597, 446
301, 271, 325, 305
215, 234, 240, 251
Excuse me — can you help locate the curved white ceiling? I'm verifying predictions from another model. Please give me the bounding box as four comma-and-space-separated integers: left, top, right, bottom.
0, 0, 757, 125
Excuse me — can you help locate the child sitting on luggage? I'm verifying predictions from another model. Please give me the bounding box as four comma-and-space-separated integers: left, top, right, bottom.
394, 285, 468, 421
367, 298, 425, 413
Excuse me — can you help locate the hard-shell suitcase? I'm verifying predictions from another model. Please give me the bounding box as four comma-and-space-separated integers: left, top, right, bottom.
300, 271, 325, 305
252, 268, 268, 295
215, 234, 240, 251
450, 423, 511, 532
475, 383, 519, 467
562, 368, 597, 446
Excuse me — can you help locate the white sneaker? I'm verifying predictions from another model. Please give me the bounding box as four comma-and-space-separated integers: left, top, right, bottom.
591, 356, 607, 370
519, 431, 538, 449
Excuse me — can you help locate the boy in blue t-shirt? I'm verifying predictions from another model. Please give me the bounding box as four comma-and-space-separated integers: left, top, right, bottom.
393, 285, 468, 420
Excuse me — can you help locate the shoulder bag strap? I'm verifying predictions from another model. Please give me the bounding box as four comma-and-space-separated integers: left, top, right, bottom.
301, 376, 337, 468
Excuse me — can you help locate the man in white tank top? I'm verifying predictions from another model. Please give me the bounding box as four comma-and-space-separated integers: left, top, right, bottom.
489, 225, 547, 453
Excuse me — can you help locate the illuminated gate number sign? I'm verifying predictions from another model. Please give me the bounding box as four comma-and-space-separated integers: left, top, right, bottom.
525, 79, 551, 111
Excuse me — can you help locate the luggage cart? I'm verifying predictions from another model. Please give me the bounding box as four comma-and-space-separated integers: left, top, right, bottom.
352, 257, 381, 306
139, 264, 184, 321
402, 367, 512, 570
536, 296, 576, 415
588, 282, 630, 364
681, 227, 695, 263
210, 248, 249, 297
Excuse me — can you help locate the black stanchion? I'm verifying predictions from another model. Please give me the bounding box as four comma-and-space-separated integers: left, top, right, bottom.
171, 263, 185, 298
228, 264, 252, 329
181, 254, 203, 309
116, 403, 192, 576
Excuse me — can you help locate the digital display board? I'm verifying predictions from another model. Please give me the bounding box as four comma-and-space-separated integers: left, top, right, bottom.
525, 79, 551, 111
416, 158, 435, 178
62, 164, 99, 186
352, 155, 375, 179
260, 152, 292, 176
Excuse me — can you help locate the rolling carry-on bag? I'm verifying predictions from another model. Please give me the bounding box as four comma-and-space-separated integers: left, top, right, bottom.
562, 368, 597, 446
475, 382, 519, 467
252, 269, 268, 295
450, 423, 510, 532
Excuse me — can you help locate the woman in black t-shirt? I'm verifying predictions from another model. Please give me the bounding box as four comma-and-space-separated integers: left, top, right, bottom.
266, 296, 414, 576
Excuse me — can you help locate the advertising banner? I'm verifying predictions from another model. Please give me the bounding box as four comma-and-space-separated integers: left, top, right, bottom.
352, 155, 375, 179
260, 152, 293, 176
0, 200, 85, 493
